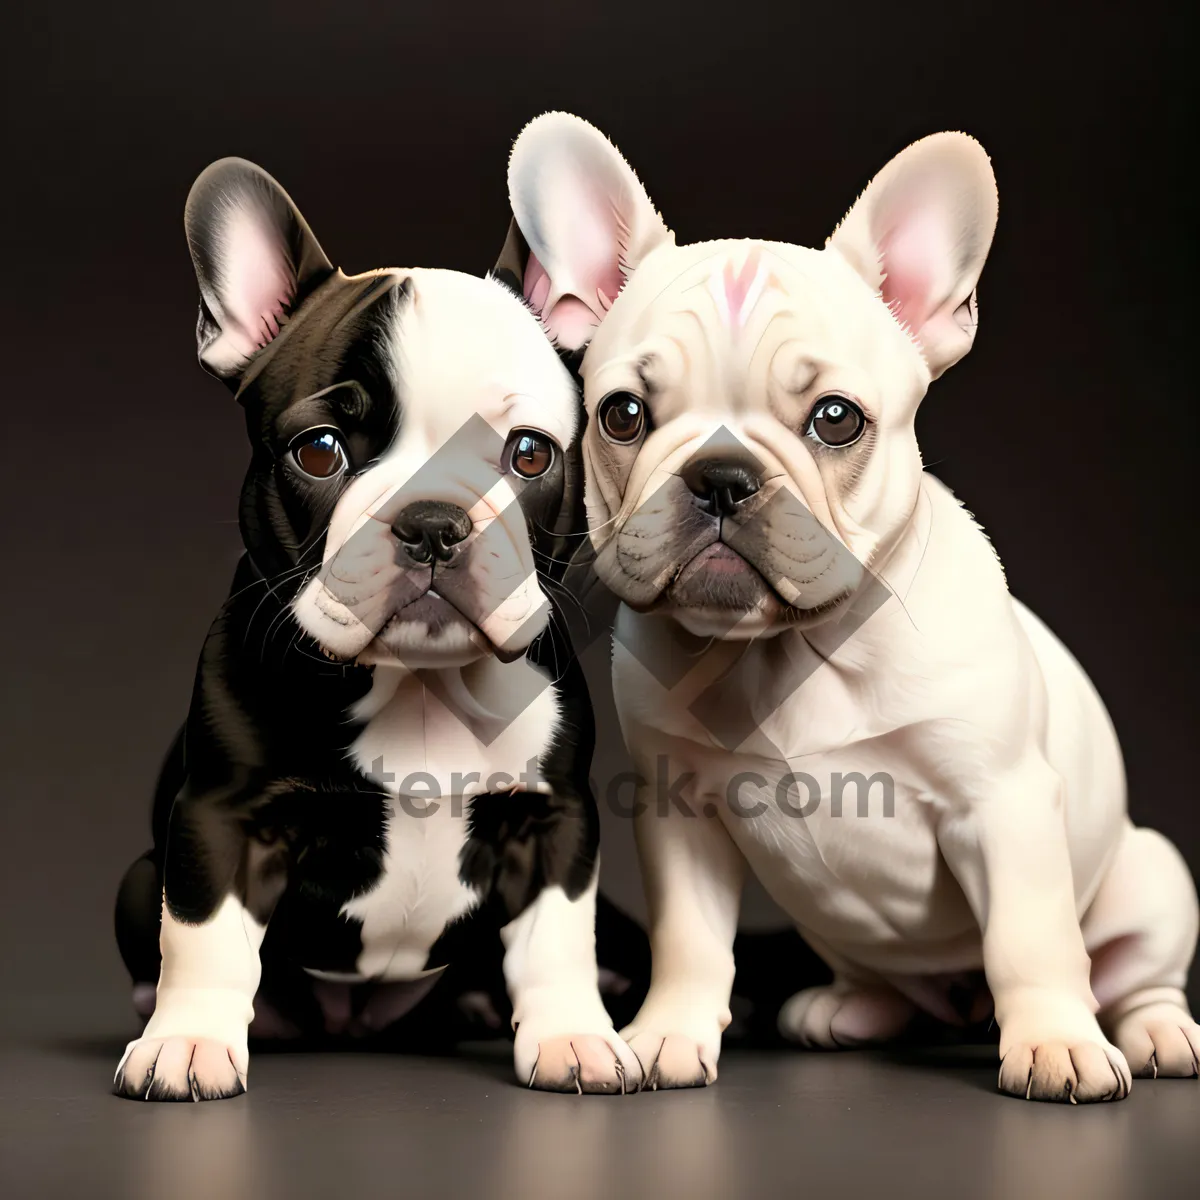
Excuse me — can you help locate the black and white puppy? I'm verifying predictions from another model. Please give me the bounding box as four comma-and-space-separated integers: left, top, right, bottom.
113, 159, 641, 1100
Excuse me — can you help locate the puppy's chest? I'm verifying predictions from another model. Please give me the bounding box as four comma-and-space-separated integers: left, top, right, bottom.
332, 670, 558, 980
656, 654, 974, 949
348, 666, 558, 795
708, 738, 972, 945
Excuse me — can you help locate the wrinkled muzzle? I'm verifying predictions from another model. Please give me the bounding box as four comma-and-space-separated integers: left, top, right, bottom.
588, 424, 868, 635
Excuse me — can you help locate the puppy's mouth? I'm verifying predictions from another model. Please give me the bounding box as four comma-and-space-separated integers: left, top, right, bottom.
314, 583, 534, 667
388, 589, 470, 632
656, 541, 853, 632
674, 542, 759, 586
668, 543, 770, 610
359, 589, 519, 666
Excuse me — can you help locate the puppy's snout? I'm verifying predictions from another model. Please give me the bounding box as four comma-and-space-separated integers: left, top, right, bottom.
392, 500, 472, 565
682, 457, 763, 518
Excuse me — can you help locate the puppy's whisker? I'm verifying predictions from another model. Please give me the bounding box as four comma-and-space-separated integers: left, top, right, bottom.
223, 557, 320, 612
531, 542, 594, 570
563, 509, 623, 541
241, 571, 310, 650
259, 599, 299, 664
529, 605, 574, 688
539, 576, 589, 624
235, 544, 328, 645
257, 564, 321, 663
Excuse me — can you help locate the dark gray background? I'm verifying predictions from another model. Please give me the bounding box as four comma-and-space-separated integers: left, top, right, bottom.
2, 2, 1195, 1195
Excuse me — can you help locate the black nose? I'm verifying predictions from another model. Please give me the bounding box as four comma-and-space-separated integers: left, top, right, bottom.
392, 501, 472, 564
681, 457, 763, 517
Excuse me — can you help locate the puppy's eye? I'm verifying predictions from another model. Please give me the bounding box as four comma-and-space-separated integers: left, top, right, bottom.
289, 428, 348, 479
510, 431, 555, 479
806, 396, 866, 448
598, 392, 647, 445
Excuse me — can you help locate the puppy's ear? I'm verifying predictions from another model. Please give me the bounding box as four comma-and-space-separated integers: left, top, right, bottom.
506, 112, 673, 351
185, 158, 334, 384
491, 216, 532, 299
828, 133, 998, 379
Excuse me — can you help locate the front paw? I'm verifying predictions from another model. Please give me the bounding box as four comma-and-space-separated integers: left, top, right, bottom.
998, 1004, 1131, 1103
514, 1027, 643, 1095
1111, 1001, 1200, 1079
623, 1033, 716, 1090
621, 1004, 723, 1090
113, 1036, 248, 1102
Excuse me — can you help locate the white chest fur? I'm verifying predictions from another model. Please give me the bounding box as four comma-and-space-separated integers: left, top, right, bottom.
337, 660, 561, 981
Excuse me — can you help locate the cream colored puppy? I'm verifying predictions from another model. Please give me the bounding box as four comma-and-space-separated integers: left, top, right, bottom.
503, 113, 1200, 1102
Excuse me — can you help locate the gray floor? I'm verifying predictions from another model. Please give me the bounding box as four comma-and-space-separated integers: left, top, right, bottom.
2, 1035, 1194, 1200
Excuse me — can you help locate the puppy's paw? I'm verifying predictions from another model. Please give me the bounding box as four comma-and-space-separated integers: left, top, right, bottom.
997, 1037, 1130, 1104
1111, 1002, 1200, 1079
621, 995, 724, 1088
113, 1036, 248, 1102
514, 1028, 643, 1095
778, 984, 915, 1049
623, 1032, 716, 1090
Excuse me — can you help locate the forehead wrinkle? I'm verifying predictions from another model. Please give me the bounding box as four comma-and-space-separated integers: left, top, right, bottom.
770, 340, 821, 397
670, 303, 719, 373
663, 336, 692, 385
642, 258, 717, 313
604, 317, 698, 400
666, 299, 763, 410
764, 339, 834, 429
747, 308, 792, 372
633, 355, 658, 392
639, 332, 697, 398
615, 249, 730, 347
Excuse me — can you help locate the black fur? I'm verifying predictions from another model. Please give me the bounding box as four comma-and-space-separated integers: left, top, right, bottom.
114, 161, 608, 1050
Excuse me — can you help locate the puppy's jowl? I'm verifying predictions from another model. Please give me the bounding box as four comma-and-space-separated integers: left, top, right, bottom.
113, 159, 640, 1100
505, 114, 1199, 1101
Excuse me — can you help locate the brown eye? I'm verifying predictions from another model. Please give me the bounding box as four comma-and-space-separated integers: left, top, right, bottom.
510, 431, 554, 478
806, 396, 866, 448
290, 429, 348, 479
598, 392, 646, 444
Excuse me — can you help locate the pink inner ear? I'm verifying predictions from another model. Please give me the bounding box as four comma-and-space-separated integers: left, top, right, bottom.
546, 297, 604, 349
220, 207, 295, 356
524, 248, 617, 349
587, 245, 624, 317
877, 206, 952, 335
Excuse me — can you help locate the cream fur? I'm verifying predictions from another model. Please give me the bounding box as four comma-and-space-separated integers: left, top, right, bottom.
508, 113, 1199, 1102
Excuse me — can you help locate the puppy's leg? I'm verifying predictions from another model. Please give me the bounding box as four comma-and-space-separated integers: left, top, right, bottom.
1085, 824, 1199, 1079
938, 757, 1132, 1103
114, 851, 165, 1022
778, 936, 916, 1050
113, 799, 285, 1102
621, 785, 744, 1088
503, 869, 643, 1094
